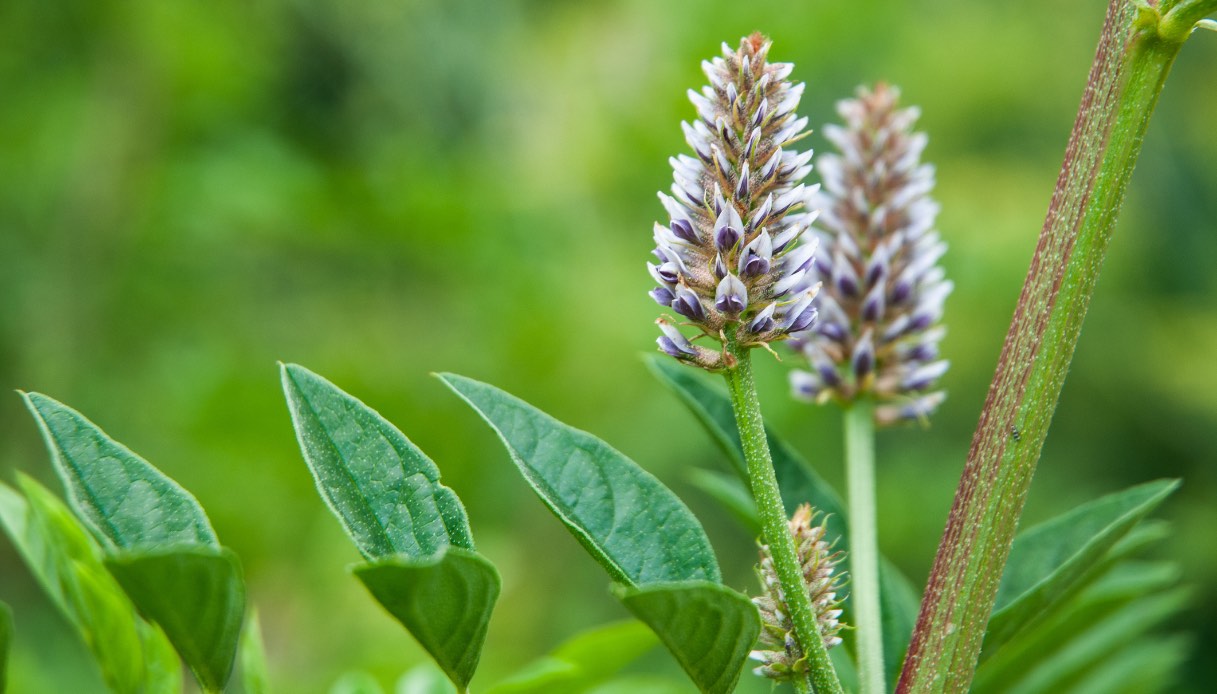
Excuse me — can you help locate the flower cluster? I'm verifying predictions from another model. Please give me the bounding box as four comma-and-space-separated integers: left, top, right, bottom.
789, 84, 952, 425
651, 34, 822, 371
752, 504, 846, 681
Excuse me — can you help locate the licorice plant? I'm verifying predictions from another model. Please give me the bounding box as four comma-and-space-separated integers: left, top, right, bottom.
1, 2, 1215, 693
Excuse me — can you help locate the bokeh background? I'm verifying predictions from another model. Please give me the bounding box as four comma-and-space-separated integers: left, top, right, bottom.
2, 0, 1215, 691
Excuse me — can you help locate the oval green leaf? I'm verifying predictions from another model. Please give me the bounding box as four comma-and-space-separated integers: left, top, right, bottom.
281, 364, 473, 559
353, 546, 500, 692
984, 479, 1179, 652
21, 392, 218, 550
438, 373, 719, 586
105, 546, 245, 693
485, 620, 658, 694
613, 581, 758, 694
240, 609, 272, 694
0, 476, 181, 694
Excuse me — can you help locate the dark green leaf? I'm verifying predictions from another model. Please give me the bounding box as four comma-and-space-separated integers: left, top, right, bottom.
438, 373, 720, 585
21, 392, 217, 550
240, 609, 271, 694
984, 480, 1178, 651
613, 581, 758, 694
647, 357, 846, 535
486, 620, 658, 694
1066, 634, 1191, 694
105, 546, 245, 692
0, 476, 181, 694
353, 546, 500, 692
879, 558, 920, 685
281, 363, 473, 559
0, 601, 11, 694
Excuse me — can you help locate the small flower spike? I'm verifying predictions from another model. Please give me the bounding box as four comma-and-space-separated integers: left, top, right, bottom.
789, 84, 952, 424
752, 504, 846, 682
650, 34, 821, 371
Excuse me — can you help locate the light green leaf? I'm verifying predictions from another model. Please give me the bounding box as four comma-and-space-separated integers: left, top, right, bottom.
648, 356, 922, 678
0, 476, 181, 694
438, 373, 720, 586
281, 363, 473, 559
0, 601, 11, 694
686, 469, 759, 535
105, 546, 245, 692
485, 620, 658, 694
984, 479, 1179, 651
613, 581, 758, 694
396, 663, 459, 694
585, 676, 690, 694
330, 672, 386, 694
21, 392, 217, 550
1065, 634, 1191, 694
353, 546, 500, 692
241, 608, 272, 694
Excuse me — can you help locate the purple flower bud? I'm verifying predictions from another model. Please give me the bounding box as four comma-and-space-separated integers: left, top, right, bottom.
790, 370, 821, 401
852, 330, 875, 378
739, 230, 774, 278
751, 98, 769, 130
656, 320, 697, 358
714, 254, 729, 280
749, 194, 775, 231
889, 279, 913, 305
833, 252, 859, 297
761, 146, 783, 181
671, 218, 699, 243
672, 287, 706, 321
743, 128, 761, 162
786, 305, 818, 333
861, 282, 886, 322
657, 261, 681, 285
650, 287, 675, 306
749, 303, 777, 333
736, 162, 751, 201
772, 222, 803, 253
714, 205, 744, 251
902, 360, 950, 391
818, 321, 847, 342
726, 82, 739, 107
715, 274, 749, 316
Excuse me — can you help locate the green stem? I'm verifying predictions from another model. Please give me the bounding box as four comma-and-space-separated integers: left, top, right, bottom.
896, 1, 1211, 691
793, 678, 813, 694
845, 401, 883, 694
723, 344, 843, 694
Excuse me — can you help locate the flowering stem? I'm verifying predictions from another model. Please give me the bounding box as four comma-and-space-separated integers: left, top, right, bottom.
723, 343, 843, 694
897, 1, 1214, 691
845, 400, 883, 694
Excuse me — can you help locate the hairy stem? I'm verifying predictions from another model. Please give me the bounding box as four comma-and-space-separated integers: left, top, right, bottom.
723, 344, 842, 694
897, 1, 1213, 691
845, 401, 883, 694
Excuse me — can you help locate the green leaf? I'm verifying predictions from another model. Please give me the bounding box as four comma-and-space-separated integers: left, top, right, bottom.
438, 373, 720, 586
0, 476, 181, 694
879, 558, 920, 685
486, 620, 658, 694
585, 676, 690, 694
105, 546, 245, 692
353, 546, 500, 692
21, 392, 217, 550
281, 363, 473, 559
0, 601, 11, 694
613, 581, 758, 694
984, 479, 1179, 651
240, 608, 272, 694
648, 356, 923, 678
647, 357, 846, 531
1065, 634, 1191, 694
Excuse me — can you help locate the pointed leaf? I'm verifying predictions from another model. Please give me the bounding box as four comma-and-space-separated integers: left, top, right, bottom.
984, 479, 1178, 651
438, 373, 719, 585
0, 601, 11, 694
686, 469, 759, 535
486, 620, 658, 694
613, 581, 758, 694
879, 558, 920, 685
353, 546, 500, 692
281, 364, 473, 559
0, 476, 181, 694
240, 609, 271, 694
1066, 634, 1191, 694
21, 392, 217, 550
105, 546, 245, 692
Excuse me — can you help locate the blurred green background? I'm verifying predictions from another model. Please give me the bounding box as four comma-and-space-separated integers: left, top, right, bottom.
2, 0, 1215, 691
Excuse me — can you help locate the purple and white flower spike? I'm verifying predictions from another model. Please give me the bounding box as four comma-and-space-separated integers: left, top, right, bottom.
788, 84, 952, 425
649, 34, 820, 371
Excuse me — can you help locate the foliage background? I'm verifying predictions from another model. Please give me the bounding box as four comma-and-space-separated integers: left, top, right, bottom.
1, 0, 1214, 691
